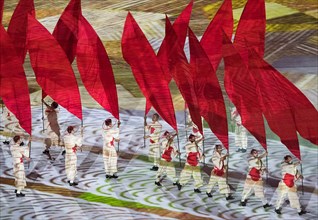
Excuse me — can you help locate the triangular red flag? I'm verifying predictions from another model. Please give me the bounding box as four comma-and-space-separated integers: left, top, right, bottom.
76, 15, 119, 119
0, 25, 32, 135
201, 0, 233, 71
27, 15, 82, 120
7, 0, 35, 63
53, 0, 81, 63
122, 12, 177, 131
189, 28, 229, 148
222, 32, 267, 149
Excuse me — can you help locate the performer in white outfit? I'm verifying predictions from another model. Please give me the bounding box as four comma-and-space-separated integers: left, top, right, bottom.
240, 149, 271, 209
10, 135, 31, 197
155, 131, 179, 186
144, 113, 162, 171
102, 118, 120, 179
176, 134, 204, 193
206, 144, 234, 200
42, 100, 62, 160
275, 155, 306, 215
231, 107, 247, 153
64, 126, 82, 186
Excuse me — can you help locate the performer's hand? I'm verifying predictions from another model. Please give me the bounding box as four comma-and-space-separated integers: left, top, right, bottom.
117, 121, 121, 128
115, 138, 120, 142
25, 157, 31, 162
298, 175, 304, 180
144, 135, 150, 139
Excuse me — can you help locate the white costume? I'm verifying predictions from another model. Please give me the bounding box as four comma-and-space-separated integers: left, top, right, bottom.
102, 124, 120, 176
231, 107, 247, 151
10, 142, 29, 192
156, 138, 178, 183
241, 155, 268, 204
64, 133, 82, 182
206, 150, 231, 195
145, 121, 162, 167
44, 107, 61, 147
178, 141, 203, 189
275, 162, 302, 212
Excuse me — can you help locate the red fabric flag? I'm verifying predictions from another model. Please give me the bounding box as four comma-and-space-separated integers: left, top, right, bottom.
0, 0, 4, 24
7, 0, 35, 63
188, 28, 228, 148
161, 17, 202, 133
274, 73, 318, 146
53, 0, 81, 63
146, 1, 193, 112
122, 12, 177, 131
222, 33, 267, 149
145, 99, 152, 115
248, 49, 300, 158
157, 0, 193, 81
200, 0, 233, 71
234, 0, 266, 63
0, 25, 32, 135
26, 15, 82, 120
76, 15, 119, 119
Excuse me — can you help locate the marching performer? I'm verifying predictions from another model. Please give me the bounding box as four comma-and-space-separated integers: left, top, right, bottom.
231, 107, 247, 153
144, 113, 162, 171
64, 126, 82, 186
42, 99, 62, 160
10, 135, 31, 197
240, 149, 271, 209
155, 131, 179, 186
102, 118, 120, 179
275, 155, 306, 215
176, 134, 204, 193
206, 144, 234, 200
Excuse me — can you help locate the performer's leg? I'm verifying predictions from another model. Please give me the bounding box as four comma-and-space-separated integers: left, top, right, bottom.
288, 186, 301, 212
275, 182, 287, 210
206, 174, 218, 194
192, 166, 203, 190
179, 164, 192, 187
241, 179, 253, 202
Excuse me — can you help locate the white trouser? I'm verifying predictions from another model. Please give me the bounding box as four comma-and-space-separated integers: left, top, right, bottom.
65, 153, 77, 182
103, 147, 118, 175
179, 163, 203, 189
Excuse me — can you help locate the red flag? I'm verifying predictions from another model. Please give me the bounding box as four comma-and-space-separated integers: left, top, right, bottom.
248, 49, 301, 158
189, 28, 228, 148
0, 0, 4, 24
146, 1, 193, 112
53, 0, 81, 63
76, 15, 119, 119
26, 15, 82, 120
222, 32, 267, 149
7, 0, 35, 63
234, 0, 266, 63
161, 17, 202, 133
122, 12, 177, 131
200, 0, 233, 71
0, 25, 31, 135
274, 73, 318, 146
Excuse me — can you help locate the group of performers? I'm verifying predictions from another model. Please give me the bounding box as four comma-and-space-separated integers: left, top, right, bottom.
2, 102, 307, 216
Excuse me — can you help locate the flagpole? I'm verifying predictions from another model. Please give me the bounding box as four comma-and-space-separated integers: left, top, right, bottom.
266, 153, 269, 184
143, 113, 146, 149
28, 137, 32, 169
117, 120, 121, 153
300, 163, 304, 195
41, 98, 45, 133
184, 107, 188, 139
176, 133, 181, 167
226, 149, 229, 185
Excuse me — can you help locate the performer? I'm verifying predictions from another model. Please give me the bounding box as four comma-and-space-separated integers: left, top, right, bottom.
155, 131, 179, 186
206, 144, 234, 200
144, 113, 162, 171
64, 126, 82, 186
102, 118, 120, 179
176, 134, 204, 193
275, 155, 306, 215
240, 149, 271, 209
10, 135, 31, 197
231, 107, 247, 153
1, 106, 20, 144
42, 99, 62, 160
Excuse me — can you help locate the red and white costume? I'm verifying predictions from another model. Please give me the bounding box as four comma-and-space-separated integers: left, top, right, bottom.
44, 107, 61, 147
145, 121, 162, 167
102, 124, 120, 176
241, 156, 268, 204
231, 108, 247, 150
64, 133, 82, 182
10, 142, 29, 192
178, 141, 203, 189
206, 149, 230, 195
156, 138, 178, 183
275, 162, 302, 212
